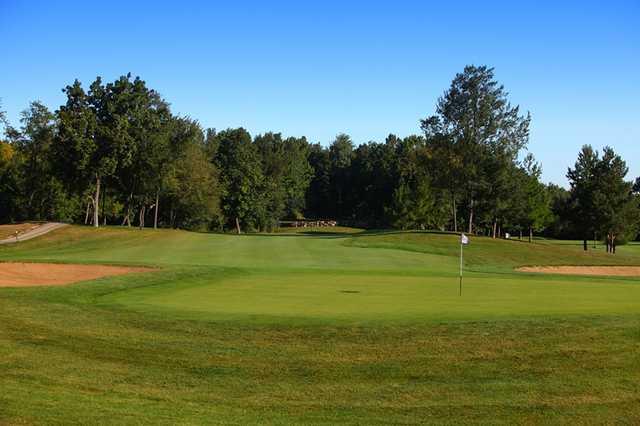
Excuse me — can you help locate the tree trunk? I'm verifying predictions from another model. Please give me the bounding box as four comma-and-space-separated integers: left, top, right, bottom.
519, 229, 522, 240
153, 191, 159, 230
93, 175, 100, 228
101, 183, 107, 226
492, 219, 497, 239
468, 199, 474, 234
452, 195, 457, 233
529, 226, 533, 243
235, 217, 241, 234
583, 238, 588, 251
139, 206, 145, 230
86, 202, 93, 225
612, 234, 616, 254
85, 201, 91, 225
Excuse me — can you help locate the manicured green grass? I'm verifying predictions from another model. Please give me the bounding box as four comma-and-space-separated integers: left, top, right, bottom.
1, 226, 639, 424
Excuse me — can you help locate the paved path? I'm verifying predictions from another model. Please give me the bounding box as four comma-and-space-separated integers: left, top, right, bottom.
0, 222, 69, 245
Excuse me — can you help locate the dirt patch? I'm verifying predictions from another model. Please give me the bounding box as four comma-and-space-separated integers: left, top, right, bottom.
0, 262, 152, 287
0, 223, 40, 240
517, 265, 640, 277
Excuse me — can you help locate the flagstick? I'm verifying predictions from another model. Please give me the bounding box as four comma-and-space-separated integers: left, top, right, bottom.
459, 241, 463, 296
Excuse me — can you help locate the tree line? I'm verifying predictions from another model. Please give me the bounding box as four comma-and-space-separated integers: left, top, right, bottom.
0, 66, 638, 247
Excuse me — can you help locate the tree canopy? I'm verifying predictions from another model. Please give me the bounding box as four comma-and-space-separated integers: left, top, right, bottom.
0, 68, 637, 245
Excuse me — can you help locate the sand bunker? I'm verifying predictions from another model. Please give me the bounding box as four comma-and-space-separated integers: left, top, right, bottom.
517, 266, 640, 277
0, 262, 152, 287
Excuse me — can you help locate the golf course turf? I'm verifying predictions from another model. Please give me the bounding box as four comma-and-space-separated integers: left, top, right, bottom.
1, 226, 639, 424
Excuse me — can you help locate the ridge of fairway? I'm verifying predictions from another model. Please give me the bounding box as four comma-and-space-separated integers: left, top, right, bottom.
2, 226, 638, 272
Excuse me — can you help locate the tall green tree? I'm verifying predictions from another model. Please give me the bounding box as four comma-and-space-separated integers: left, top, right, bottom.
422, 65, 530, 234
214, 128, 264, 233
160, 117, 221, 229
567, 145, 604, 250
567, 145, 638, 251
163, 139, 221, 230
329, 133, 354, 219
516, 154, 552, 242
387, 135, 448, 230
55, 80, 99, 225
595, 147, 639, 249
422, 130, 461, 231
114, 79, 172, 228
0, 138, 18, 222
350, 136, 399, 227
544, 183, 575, 239
253, 133, 312, 225
0, 101, 17, 221
6, 101, 76, 220
306, 143, 332, 219
56, 76, 141, 227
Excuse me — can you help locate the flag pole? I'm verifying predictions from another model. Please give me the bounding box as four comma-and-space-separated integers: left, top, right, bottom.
459, 240, 463, 296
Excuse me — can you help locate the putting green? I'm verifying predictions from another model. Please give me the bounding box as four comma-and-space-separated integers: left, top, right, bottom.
107, 271, 640, 322
3, 226, 638, 323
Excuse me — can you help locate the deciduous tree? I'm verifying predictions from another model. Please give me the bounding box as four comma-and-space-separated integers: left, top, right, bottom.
422, 65, 530, 234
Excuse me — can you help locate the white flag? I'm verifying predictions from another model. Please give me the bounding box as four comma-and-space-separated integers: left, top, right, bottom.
461, 234, 469, 245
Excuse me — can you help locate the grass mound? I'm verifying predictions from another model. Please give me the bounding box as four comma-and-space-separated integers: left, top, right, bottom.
347, 231, 640, 270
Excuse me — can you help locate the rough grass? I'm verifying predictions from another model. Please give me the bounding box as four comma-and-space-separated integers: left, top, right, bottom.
0, 226, 639, 424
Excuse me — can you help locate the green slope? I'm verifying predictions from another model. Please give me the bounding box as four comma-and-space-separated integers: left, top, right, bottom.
0, 226, 639, 424
2, 226, 638, 323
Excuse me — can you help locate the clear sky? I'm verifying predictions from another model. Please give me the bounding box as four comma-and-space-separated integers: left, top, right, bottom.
1, 0, 638, 186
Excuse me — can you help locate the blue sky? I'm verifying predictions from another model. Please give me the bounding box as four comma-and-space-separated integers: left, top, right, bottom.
1, 0, 638, 186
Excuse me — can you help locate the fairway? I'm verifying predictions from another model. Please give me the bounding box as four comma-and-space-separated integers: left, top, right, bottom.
1, 226, 639, 424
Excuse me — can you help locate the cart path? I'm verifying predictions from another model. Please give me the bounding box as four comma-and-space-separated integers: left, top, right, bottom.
0, 222, 69, 244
